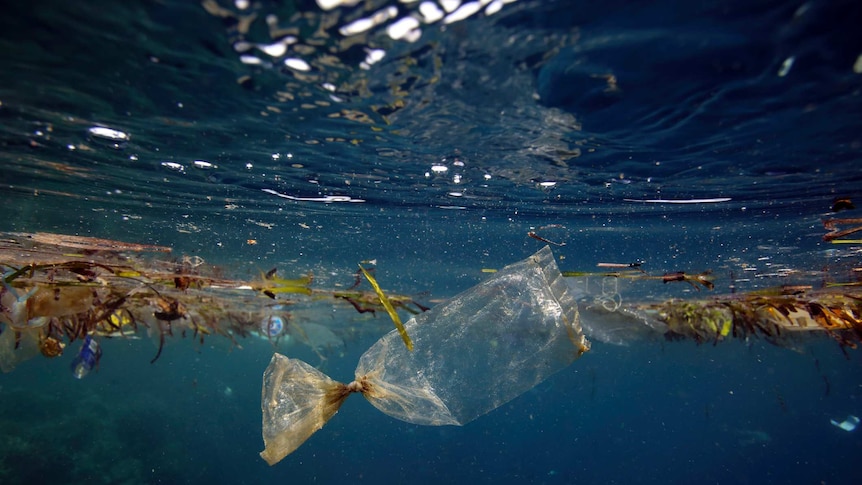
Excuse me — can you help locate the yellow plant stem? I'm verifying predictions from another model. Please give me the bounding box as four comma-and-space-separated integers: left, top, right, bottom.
359, 264, 413, 351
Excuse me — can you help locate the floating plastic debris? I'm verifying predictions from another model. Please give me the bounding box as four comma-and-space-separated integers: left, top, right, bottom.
444, 1, 483, 24
261, 188, 365, 203
440, 0, 461, 13
420, 2, 445, 23
315, 0, 360, 11
240, 55, 263, 65
830, 415, 859, 432
623, 198, 732, 204
387, 16, 421, 40
87, 126, 130, 149
778, 56, 795, 77
160, 161, 185, 172
70, 335, 102, 379
258, 40, 291, 57
5, 229, 862, 468
341, 6, 398, 36
284, 58, 311, 71
88, 126, 129, 142
259, 247, 589, 464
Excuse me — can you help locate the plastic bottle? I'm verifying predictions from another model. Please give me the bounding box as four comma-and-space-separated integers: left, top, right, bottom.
70, 335, 101, 379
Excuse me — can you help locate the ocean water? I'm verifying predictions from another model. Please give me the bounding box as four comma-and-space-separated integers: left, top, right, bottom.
1, 0, 862, 483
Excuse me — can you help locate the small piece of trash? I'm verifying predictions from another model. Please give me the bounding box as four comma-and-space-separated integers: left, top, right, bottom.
830, 415, 859, 432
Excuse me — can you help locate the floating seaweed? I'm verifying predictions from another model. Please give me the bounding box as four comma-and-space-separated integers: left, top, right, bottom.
0, 232, 431, 373
614, 289, 862, 349
823, 218, 862, 242
562, 268, 715, 290
358, 264, 413, 351
4, 231, 862, 375
566, 259, 862, 350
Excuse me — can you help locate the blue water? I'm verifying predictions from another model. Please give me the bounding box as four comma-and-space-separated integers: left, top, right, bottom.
2, 0, 862, 483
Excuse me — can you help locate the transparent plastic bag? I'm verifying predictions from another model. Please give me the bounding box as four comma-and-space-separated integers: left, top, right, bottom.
260, 246, 590, 465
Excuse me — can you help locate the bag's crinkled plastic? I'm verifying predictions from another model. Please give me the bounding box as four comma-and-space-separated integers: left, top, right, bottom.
260, 246, 590, 465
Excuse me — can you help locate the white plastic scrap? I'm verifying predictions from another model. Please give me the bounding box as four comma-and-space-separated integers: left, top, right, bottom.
387, 16, 421, 40
284, 58, 311, 71
88, 126, 129, 142
443, 1, 482, 24
777, 56, 795, 77
316, 0, 361, 11
830, 415, 860, 432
